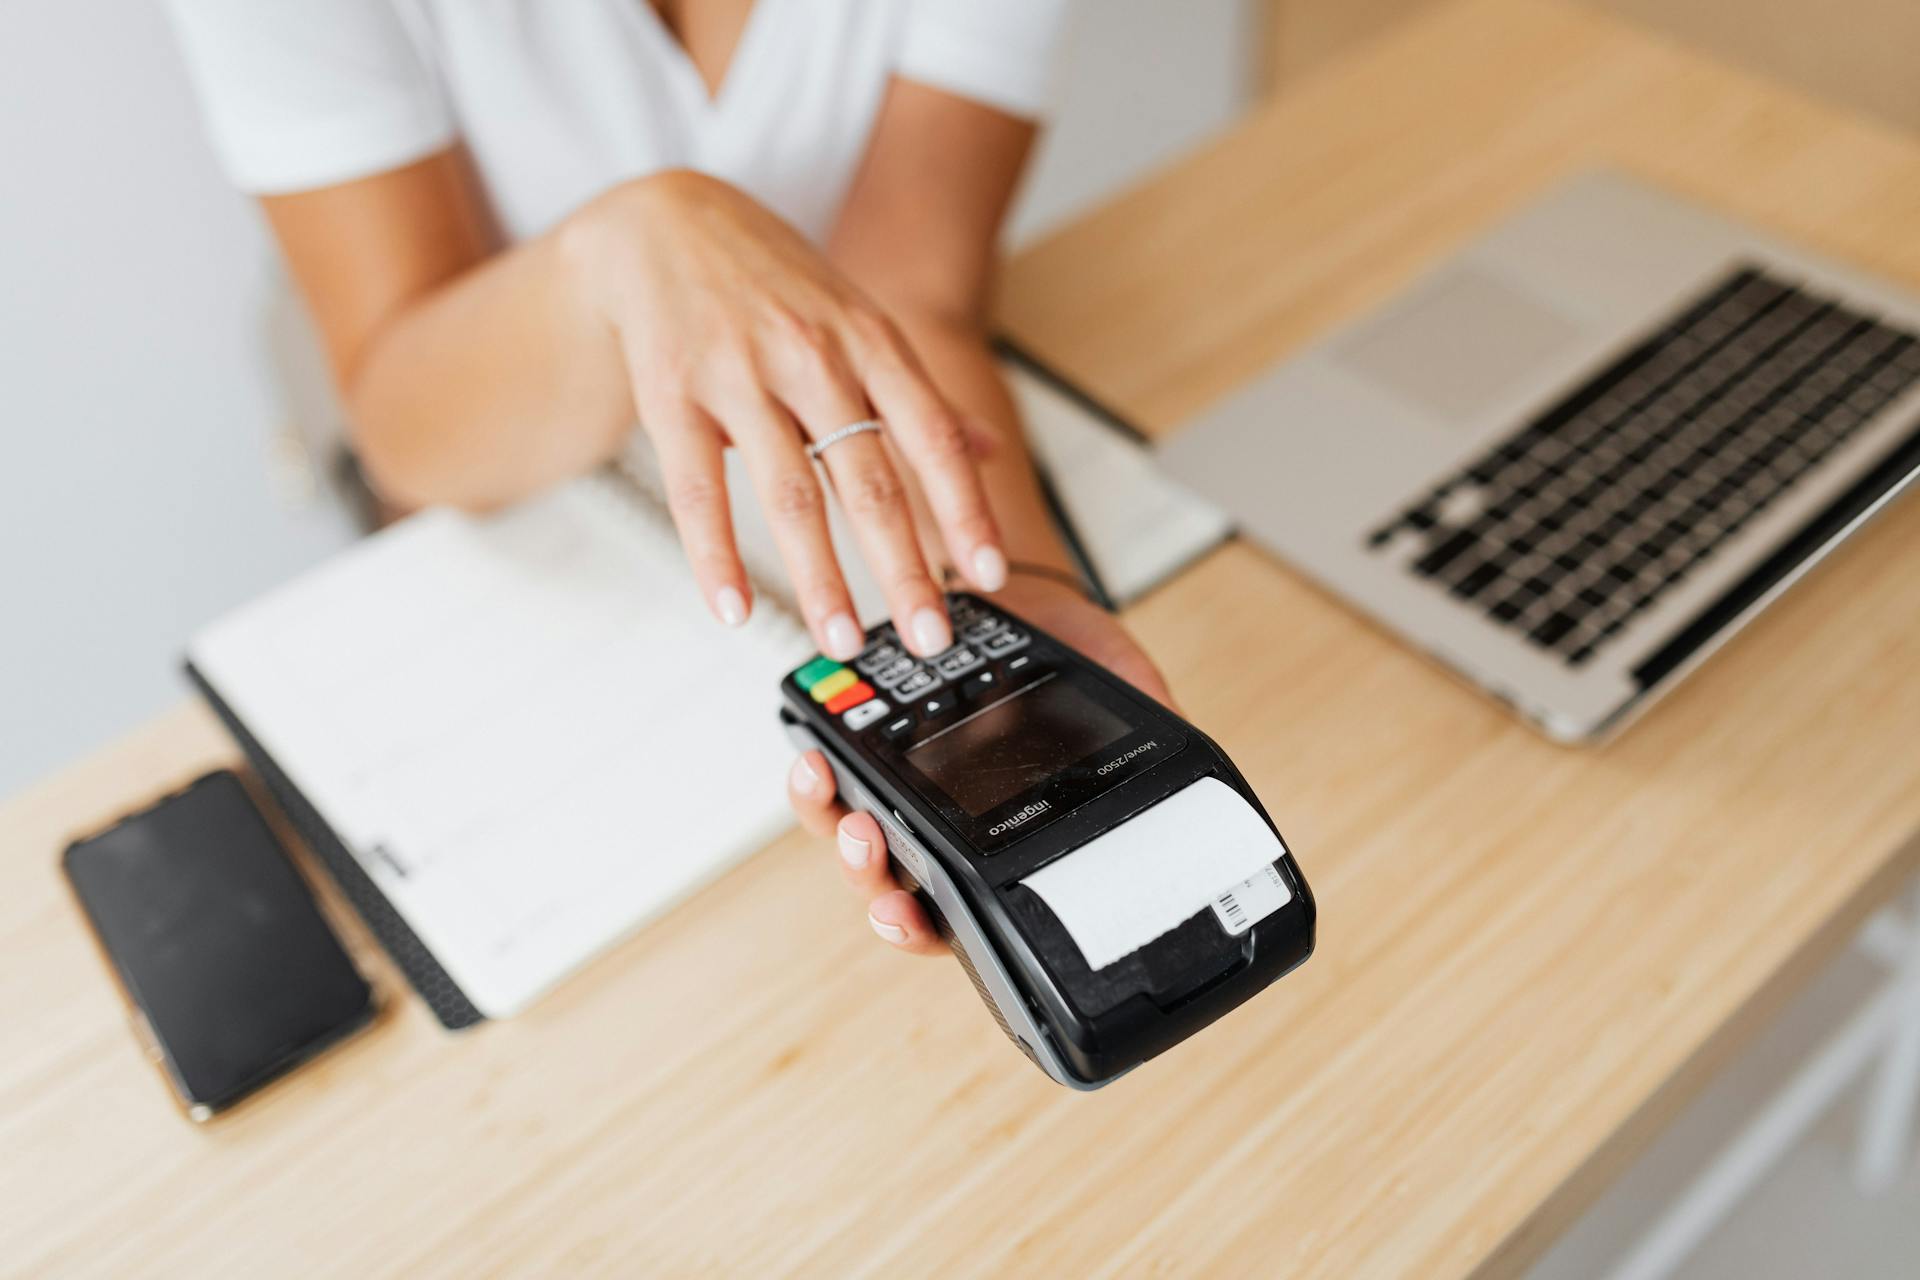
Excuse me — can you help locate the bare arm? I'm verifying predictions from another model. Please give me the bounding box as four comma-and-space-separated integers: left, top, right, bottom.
795, 79, 1173, 956
261, 150, 630, 509
261, 151, 1009, 662
827, 79, 1079, 582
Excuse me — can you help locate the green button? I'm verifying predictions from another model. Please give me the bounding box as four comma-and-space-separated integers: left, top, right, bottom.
795, 656, 845, 691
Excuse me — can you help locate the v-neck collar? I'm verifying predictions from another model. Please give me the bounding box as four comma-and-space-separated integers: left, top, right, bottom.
632, 0, 777, 115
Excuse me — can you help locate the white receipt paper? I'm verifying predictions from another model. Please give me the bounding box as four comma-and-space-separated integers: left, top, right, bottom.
1020, 777, 1291, 971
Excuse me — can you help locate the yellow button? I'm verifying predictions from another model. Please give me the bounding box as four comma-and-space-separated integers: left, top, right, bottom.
811, 669, 858, 703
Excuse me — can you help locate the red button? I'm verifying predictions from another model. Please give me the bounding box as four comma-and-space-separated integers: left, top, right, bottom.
825, 681, 875, 714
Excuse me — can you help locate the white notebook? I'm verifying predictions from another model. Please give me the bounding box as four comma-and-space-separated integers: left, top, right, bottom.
186, 358, 1227, 1022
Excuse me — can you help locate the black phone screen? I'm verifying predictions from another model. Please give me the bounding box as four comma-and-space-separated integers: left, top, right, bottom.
63, 771, 373, 1115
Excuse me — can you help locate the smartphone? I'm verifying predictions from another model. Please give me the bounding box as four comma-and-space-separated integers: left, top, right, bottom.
62, 770, 375, 1120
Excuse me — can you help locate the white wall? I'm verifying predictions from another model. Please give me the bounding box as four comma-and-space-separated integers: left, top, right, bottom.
0, 0, 357, 796
0, 0, 1252, 799
1015, 0, 1257, 243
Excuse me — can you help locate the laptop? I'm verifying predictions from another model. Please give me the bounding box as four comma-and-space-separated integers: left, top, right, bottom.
1160, 171, 1920, 742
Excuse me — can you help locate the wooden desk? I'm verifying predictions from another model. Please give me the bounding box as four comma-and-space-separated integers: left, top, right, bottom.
8, 1, 1920, 1273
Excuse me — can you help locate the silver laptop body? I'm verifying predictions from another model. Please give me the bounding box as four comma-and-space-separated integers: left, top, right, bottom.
1160, 172, 1920, 742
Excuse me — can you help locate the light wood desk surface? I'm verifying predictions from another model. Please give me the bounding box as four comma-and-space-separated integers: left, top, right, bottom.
9, 1, 1920, 1274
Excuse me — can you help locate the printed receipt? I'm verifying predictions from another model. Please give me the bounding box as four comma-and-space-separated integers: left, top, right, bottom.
1021, 777, 1291, 971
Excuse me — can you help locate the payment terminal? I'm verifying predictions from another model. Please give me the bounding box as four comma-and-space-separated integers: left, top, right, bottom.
780, 593, 1315, 1088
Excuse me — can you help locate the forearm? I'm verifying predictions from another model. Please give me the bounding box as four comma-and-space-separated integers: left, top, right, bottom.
885, 307, 1078, 579
341, 218, 631, 510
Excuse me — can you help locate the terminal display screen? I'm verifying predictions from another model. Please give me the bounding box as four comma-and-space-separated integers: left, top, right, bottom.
907, 676, 1132, 817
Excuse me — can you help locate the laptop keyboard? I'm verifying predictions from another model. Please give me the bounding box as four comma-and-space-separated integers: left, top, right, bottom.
1364, 264, 1920, 667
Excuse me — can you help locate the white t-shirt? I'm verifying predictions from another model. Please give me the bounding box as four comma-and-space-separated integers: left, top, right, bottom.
166, 0, 1071, 243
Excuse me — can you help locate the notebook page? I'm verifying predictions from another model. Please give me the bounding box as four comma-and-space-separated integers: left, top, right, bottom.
1005, 361, 1232, 605
188, 477, 810, 1018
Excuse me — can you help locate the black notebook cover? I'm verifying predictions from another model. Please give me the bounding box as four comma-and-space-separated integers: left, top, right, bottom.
184, 661, 486, 1030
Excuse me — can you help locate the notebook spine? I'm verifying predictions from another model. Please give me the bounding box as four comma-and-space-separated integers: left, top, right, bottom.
183, 661, 487, 1030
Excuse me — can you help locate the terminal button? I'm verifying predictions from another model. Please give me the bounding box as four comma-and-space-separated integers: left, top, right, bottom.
961, 669, 1000, 701
893, 668, 941, 700
933, 645, 984, 679
842, 697, 890, 730
961, 614, 1003, 644
870, 655, 919, 688
981, 628, 1029, 658
795, 656, 845, 690
854, 643, 903, 676
811, 668, 859, 703
825, 680, 875, 714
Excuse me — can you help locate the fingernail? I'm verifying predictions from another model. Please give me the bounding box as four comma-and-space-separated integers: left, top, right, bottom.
714, 585, 748, 627
791, 756, 819, 796
838, 824, 870, 870
824, 612, 863, 660
868, 913, 908, 945
909, 606, 951, 656
971, 545, 1008, 592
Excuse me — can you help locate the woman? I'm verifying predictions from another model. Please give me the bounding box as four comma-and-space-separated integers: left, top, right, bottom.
168, 0, 1170, 952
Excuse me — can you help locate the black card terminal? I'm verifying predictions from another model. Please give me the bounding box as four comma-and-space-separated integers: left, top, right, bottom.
780, 593, 1315, 1088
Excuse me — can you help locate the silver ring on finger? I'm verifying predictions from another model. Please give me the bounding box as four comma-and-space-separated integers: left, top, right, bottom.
805, 418, 884, 460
